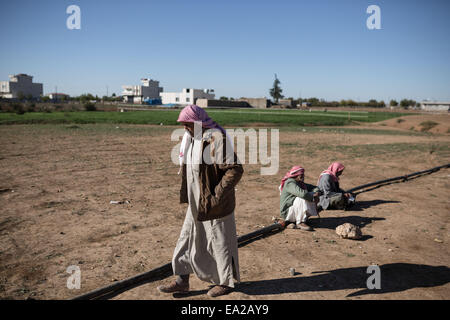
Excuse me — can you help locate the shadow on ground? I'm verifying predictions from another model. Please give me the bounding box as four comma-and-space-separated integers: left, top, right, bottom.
235, 263, 450, 298
308, 215, 385, 231
350, 199, 401, 211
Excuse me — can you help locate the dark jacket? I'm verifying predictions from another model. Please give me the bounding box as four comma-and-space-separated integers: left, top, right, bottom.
180, 131, 244, 221
318, 174, 345, 210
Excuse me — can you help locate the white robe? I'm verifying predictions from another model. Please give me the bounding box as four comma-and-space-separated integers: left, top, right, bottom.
172, 131, 240, 287
285, 197, 318, 225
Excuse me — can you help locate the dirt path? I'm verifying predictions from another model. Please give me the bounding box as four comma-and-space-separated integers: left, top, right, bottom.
0, 120, 449, 300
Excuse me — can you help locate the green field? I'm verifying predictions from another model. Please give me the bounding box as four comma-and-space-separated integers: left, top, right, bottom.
281, 141, 450, 159
0, 108, 409, 126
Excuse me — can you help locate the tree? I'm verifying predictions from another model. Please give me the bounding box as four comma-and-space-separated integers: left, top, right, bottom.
368, 99, 378, 107
348, 100, 357, 107
390, 99, 398, 107
79, 93, 95, 103
340, 99, 357, 107
269, 74, 284, 103
400, 99, 415, 109
307, 97, 319, 105
330, 101, 340, 107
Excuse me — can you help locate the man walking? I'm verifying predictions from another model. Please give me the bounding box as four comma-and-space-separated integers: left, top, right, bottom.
157, 105, 243, 298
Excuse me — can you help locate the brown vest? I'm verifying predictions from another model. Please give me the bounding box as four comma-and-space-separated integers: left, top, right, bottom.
180, 132, 244, 221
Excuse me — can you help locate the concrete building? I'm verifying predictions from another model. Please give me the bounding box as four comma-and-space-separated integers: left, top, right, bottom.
160, 88, 215, 105
419, 101, 450, 111
278, 99, 294, 108
0, 74, 43, 99
238, 97, 271, 109
122, 78, 163, 104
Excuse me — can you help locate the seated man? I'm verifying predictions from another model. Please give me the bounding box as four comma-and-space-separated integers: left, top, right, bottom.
317, 162, 353, 211
279, 166, 322, 231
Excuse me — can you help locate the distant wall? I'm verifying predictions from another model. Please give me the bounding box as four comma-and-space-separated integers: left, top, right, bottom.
238, 98, 270, 109
196, 99, 251, 108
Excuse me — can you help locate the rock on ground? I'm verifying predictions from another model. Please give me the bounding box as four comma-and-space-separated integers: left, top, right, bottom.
336, 223, 362, 240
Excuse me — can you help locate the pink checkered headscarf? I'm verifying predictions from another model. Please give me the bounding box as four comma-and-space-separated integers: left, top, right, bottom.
177, 104, 226, 134
318, 162, 345, 184
177, 105, 229, 173
279, 165, 306, 192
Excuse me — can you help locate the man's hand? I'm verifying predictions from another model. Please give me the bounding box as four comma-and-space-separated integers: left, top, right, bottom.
313, 192, 321, 203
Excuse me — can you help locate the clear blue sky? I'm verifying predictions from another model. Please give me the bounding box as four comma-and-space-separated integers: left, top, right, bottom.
1, 0, 449, 102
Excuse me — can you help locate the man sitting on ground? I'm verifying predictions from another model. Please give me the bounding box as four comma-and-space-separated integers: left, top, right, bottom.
317, 162, 353, 211
279, 166, 322, 231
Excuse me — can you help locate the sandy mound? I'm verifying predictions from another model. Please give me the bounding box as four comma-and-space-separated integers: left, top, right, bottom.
377, 114, 450, 134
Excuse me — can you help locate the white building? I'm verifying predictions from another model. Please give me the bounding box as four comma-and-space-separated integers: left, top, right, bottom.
420, 101, 450, 111
160, 88, 215, 105
0, 74, 43, 99
122, 78, 163, 104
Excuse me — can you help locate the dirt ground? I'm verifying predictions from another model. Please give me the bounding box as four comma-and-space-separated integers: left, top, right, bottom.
0, 113, 449, 300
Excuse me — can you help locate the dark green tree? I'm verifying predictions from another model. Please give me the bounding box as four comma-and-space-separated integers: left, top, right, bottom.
368, 99, 378, 107
390, 99, 398, 107
308, 97, 319, 105
79, 93, 95, 103
269, 74, 284, 103
400, 99, 415, 109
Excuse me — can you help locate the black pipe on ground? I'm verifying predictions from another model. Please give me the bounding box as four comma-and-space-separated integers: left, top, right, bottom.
71, 163, 449, 300
72, 263, 173, 300
347, 163, 450, 194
